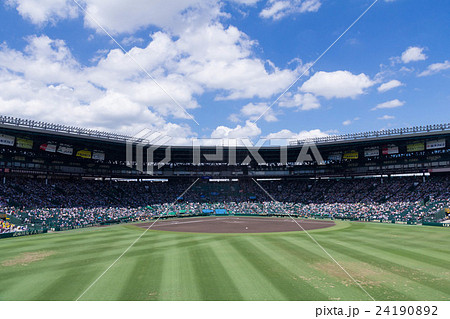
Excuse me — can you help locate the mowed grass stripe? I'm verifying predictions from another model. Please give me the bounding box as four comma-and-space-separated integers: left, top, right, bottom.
158, 235, 204, 300
0, 268, 54, 300
76, 231, 180, 301
280, 224, 450, 300
76, 231, 209, 300
250, 233, 370, 300
0, 221, 449, 301
0, 226, 140, 261
327, 233, 450, 262
189, 243, 243, 300
207, 238, 286, 300
323, 223, 450, 257
0, 237, 137, 300
327, 236, 450, 285
282, 235, 419, 301
124, 232, 212, 258
319, 239, 450, 300
0, 226, 161, 300
228, 237, 329, 300
314, 223, 450, 270
345, 237, 450, 272
116, 253, 165, 300
261, 235, 373, 300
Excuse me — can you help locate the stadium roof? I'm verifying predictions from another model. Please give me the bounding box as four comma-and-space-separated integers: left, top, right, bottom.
1, 115, 450, 148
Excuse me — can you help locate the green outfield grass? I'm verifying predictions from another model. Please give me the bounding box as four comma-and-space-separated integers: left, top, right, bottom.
0, 220, 449, 301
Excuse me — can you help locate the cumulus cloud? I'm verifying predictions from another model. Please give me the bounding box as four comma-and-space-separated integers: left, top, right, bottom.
8, 0, 223, 34
177, 24, 303, 100
210, 122, 328, 145
418, 61, 450, 77
3, 0, 330, 144
0, 35, 202, 137
5, 1, 304, 101
233, 102, 278, 122
377, 80, 404, 93
372, 99, 404, 110
260, 0, 321, 20
300, 71, 374, 99
211, 120, 261, 139
0, 21, 305, 133
6, 0, 78, 25
278, 92, 320, 111
401, 46, 427, 63
8, 0, 259, 35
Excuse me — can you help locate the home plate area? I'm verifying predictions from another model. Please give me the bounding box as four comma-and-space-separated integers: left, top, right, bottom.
138, 216, 335, 233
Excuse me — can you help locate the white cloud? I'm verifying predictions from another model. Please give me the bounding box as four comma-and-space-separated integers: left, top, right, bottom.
231, 0, 261, 4
211, 120, 261, 139
121, 36, 145, 46
210, 122, 328, 145
301, 70, 374, 99
260, 0, 321, 20
278, 92, 320, 111
0, 18, 307, 133
237, 102, 278, 122
6, 0, 78, 25
401, 46, 427, 63
85, 0, 225, 34
377, 79, 404, 93
372, 99, 405, 110
342, 120, 352, 126
6, 1, 304, 100
0, 35, 204, 137
176, 24, 303, 100
418, 60, 450, 77
342, 117, 360, 126
265, 128, 328, 141
378, 115, 395, 120
3, 0, 330, 143
7, 1, 228, 35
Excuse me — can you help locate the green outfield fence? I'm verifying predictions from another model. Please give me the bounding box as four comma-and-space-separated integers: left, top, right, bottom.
0, 229, 47, 239
423, 222, 450, 227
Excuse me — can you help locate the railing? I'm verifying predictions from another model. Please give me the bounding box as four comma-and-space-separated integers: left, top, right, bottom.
290, 123, 450, 145
0, 115, 133, 142
1, 115, 449, 147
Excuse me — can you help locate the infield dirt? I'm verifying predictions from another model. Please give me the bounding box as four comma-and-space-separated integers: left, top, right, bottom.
137, 216, 335, 233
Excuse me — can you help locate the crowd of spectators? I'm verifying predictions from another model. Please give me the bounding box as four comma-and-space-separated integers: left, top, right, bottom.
0, 219, 27, 234
0, 176, 449, 232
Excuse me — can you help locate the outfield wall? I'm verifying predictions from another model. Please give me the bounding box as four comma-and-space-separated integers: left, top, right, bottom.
0, 229, 47, 239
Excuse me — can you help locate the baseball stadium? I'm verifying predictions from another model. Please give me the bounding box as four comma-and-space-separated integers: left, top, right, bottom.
0, 116, 449, 301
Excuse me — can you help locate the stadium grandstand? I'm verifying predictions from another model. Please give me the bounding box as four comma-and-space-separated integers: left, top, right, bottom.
1, 115, 450, 237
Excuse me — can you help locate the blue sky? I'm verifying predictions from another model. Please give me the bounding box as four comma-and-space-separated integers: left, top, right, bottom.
0, 0, 449, 144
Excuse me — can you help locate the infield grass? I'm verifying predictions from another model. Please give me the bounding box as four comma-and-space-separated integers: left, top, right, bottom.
0, 220, 449, 301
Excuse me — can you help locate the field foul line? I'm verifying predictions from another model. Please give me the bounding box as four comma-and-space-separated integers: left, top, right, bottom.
252, 178, 376, 301
75, 178, 200, 301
